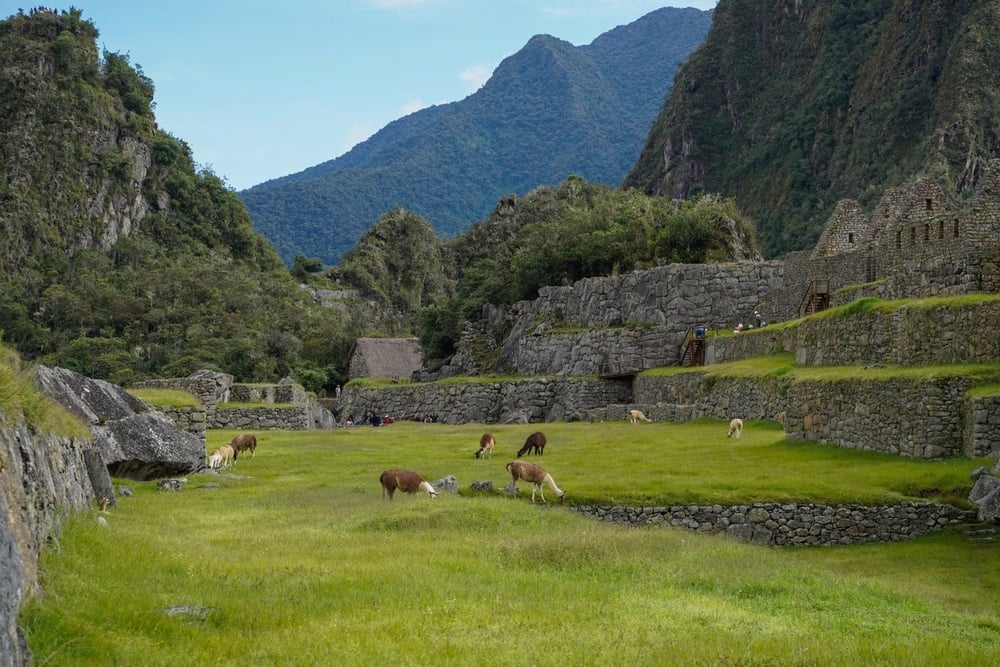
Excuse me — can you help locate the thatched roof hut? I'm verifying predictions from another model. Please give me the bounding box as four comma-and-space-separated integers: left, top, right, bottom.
346, 338, 423, 381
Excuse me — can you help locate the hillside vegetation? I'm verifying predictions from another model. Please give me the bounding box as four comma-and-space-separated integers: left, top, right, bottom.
0, 9, 365, 392
625, 0, 1000, 257
331, 179, 760, 360
240, 8, 713, 266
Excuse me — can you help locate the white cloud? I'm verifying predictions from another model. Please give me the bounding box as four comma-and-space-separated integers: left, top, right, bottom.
342, 125, 375, 153
400, 97, 427, 115
460, 65, 492, 92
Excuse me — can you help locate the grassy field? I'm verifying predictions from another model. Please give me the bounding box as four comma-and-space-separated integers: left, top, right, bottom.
20, 420, 1000, 666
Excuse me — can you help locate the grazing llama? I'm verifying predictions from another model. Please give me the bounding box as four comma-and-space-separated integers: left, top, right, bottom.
506, 460, 565, 503
727, 418, 744, 439
516, 432, 547, 457
379, 469, 438, 499
627, 409, 652, 424
475, 433, 496, 459
230, 433, 257, 458
208, 444, 236, 469
207, 449, 223, 469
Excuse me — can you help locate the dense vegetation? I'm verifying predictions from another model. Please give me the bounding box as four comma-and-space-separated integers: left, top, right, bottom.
330, 179, 759, 361
240, 8, 713, 267
431, 181, 757, 357
20, 422, 999, 664
625, 0, 1000, 257
0, 9, 363, 392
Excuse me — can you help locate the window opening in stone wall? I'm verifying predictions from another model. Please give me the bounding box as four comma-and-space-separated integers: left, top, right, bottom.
896, 230, 902, 249
924, 224, 930, 242
939, 220, 945, 240
848, 232, 854, 244
954, 219, 960, 238
910, 226, 917, 244
926, 198, 933, 211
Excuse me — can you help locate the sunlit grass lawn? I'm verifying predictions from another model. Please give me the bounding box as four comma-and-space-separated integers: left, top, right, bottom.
21, 420, 1000, 666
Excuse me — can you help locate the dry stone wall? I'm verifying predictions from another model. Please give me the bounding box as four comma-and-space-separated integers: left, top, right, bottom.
704, 298, 1000, 367
340, 377, 632, 425
134, 373, 335, 434
574, 501, 974, 546
630, 372, 998, 459
480, 261, 786, 376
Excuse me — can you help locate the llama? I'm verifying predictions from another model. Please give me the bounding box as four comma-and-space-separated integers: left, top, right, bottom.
627, 409, 652, 424
208, 444, 236, 469
207, 449, 223, 469
475, 432, 496, 459
230, 433, 257, 458
506, 460, 565, 503
379, 469, 438, 499
777, 411, 787, 427
727, 418, 744, 439
516, 432, 546, 457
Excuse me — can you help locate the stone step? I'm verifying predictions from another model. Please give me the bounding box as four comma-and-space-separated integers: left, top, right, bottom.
963, 524, 997, 542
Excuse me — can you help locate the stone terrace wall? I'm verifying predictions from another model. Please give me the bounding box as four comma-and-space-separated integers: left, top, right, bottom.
509, 326, 675, 377
488, 262, 786, 376
230, 383, 307, 405
574, 501, 974, 546
964, 394, 1000, 459
211, 406, 310, 431
705, 298, 1000, 367
630, 372, 998, 459
133, 374, 334, 432
340, 377, 632, 425
880, 250, 1000, 299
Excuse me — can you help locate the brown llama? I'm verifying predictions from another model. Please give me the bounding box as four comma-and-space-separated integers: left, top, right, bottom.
475, 433, 496, 459
229, 433, 257, 458
379, 469, 438, 499
516, 432, 546, 457
506, 460, 565, 503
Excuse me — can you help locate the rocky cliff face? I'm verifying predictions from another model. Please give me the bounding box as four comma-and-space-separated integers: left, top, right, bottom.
0, 9, 159, 274
1, 363, 205, 666
0, 420, 94, 666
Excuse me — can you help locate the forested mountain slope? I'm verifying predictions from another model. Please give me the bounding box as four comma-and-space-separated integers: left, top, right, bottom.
625, 0, 1000, 258
0, 8, 357, 391
239, 7, 713, 266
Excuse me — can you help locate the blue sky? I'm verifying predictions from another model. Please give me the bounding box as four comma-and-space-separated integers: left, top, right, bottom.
22, 1, 717, 190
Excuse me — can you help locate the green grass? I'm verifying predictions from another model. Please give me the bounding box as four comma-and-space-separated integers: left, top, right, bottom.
127, 387, 201, 409
0, 343, 89, 438
20, 421, 999, 666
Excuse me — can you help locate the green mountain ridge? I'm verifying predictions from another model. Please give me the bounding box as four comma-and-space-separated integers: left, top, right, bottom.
239, 7, 714, 266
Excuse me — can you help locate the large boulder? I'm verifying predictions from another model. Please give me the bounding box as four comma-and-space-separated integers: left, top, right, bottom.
34, 366, 204, 480
969, 473, 1000, 523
